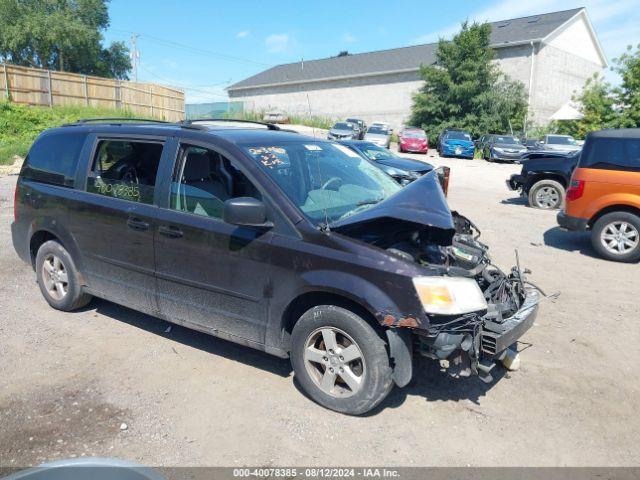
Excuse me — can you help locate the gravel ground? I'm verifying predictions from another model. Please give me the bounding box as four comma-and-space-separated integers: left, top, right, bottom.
1, 147, 639, 468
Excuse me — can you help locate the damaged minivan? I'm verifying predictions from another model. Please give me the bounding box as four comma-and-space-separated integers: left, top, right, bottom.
12, 119, 540, 415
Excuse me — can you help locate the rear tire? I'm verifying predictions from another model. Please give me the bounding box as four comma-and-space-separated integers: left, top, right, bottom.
591, 212, 640, 263
528, 179, 565, 210
36, 240, 92, 311
290, 305, 393, 415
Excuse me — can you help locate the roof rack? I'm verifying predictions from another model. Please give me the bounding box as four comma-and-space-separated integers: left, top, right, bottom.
73, 118, 172, 124
181, 118, 281, 131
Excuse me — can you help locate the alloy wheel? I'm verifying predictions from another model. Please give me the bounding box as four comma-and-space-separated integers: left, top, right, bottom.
42, 253, 69, 300
303, 327, 366, 398
535, 186, 561, 209
600, 221, 639, 255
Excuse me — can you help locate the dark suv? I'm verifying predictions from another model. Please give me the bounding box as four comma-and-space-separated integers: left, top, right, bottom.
11, 119, 539, 415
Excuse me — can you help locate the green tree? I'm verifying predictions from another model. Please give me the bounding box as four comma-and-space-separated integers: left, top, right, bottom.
409, 21, 527, 142
555, 74, 617, 138
612, 44, 640, 128
0, 0, 131, 79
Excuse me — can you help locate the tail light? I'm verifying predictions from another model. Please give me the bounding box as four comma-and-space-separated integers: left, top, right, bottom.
566, 179, 585, 201
13, 183, 19, 222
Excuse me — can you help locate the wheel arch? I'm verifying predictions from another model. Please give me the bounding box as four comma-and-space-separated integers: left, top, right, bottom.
281, 290, 385, 351
526, 174, 567, 193
588, 204, 640, 229
28, 224, 87, 284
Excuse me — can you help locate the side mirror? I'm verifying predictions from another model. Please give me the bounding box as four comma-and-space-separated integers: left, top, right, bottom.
223, 197, 272, 228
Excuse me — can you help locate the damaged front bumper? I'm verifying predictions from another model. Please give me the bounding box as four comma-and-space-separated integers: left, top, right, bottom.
416, 287, 539, 382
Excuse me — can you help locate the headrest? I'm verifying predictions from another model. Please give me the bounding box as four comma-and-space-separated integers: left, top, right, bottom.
183, 152, 211, 181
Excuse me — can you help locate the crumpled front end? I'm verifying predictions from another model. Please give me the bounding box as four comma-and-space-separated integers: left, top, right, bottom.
404, 214, 540, 382
330, 172, 542, 382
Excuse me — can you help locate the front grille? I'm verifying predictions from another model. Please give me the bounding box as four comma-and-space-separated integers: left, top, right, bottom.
481, 332, 498, 355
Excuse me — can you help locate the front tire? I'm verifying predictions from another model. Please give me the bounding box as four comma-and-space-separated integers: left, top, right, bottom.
591, 212, 640, 263
528, 179, 565, 209
290, 305, 393, 415
36, 240, 92, 311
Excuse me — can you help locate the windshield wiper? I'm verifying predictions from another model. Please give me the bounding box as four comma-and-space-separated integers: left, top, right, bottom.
356, 197, 383, 206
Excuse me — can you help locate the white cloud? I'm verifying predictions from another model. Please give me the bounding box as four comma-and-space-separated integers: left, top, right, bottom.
236, 30, 250, 39
343, 32, 357, 43
265, 33, 294, 53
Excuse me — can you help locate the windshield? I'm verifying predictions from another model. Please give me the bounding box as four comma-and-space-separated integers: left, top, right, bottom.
333, 122, 354, 130
403, 131, 426, 139
494, 136, 520, 145
547, 135, 577, 145
367, 127, 388, 135
445, 132, 471, 141
358, 143, 396, 161
242, 141, 402, 225
346, 119, 362, 126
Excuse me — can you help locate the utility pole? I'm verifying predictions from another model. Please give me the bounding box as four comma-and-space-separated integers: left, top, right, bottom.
130, 33, 140, 82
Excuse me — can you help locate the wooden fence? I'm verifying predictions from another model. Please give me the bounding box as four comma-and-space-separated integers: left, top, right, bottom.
0, 63, 185, 121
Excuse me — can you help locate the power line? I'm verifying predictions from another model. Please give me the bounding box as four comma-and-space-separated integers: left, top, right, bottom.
137, 64, 231, 98
111, 28, 272, 67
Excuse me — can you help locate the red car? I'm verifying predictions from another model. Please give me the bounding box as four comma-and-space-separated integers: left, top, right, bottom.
398, 127, 428, 154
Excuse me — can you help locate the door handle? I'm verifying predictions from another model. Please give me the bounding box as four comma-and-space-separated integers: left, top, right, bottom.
127, 217, 150, 231
158, 225, 183, 238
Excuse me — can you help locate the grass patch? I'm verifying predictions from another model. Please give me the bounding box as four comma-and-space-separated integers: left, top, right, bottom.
221, 109, 335, 130
0, 102, 157, 165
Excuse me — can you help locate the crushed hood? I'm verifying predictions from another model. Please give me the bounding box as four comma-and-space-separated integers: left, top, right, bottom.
330, 170, 455, 246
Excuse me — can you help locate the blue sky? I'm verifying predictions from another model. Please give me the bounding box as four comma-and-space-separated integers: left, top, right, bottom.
103, 0, 640, 103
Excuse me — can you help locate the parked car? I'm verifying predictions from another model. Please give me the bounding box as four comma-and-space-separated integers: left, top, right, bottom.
557, 129, 640, 262
539, 134, 581, 154
398, 127, 428, 154
523, 138, 542, 150
12, 118, 540, 415
438, 128, 468, 153
370, 121, 392, 132
364, 125, 392, 148
339, 140, 434, 185
327, 121, 358, 140
262, 110, 289, 124
345, 118, 366, 139
439, 130, 474, 158
475, 134, 492, 151
507, 151, 580, 209
480, 134, 527, 162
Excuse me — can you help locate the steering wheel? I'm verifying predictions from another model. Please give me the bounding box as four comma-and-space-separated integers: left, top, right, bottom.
121, 166, 139, 184
321, 177, 342, 190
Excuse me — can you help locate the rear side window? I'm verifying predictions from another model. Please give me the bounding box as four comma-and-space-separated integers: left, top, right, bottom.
23, 132, 86, 187
580, 137, 640, 171
86, 139, 164, 204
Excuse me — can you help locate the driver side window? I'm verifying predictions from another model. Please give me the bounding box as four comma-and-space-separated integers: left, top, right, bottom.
169, 144, 261, 219
86, 139, 163, 204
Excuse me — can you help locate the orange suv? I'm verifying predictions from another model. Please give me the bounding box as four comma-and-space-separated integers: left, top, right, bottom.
557, 129, 640, 262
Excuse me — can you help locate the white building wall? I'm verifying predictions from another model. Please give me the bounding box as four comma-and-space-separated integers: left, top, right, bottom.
529, 43, 602, 124
229, 71, 423, 130
229, 29, 604, 129
546, 13, 606, 66
493, 44, 534, 92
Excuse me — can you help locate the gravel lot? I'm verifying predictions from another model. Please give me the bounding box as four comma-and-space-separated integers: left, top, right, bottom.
1, 148, 639, 468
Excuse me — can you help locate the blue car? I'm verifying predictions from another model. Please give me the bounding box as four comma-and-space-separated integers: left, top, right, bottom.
440, 130, 475, 159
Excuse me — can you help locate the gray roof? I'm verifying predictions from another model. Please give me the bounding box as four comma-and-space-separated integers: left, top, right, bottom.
228, 8, 583, 91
